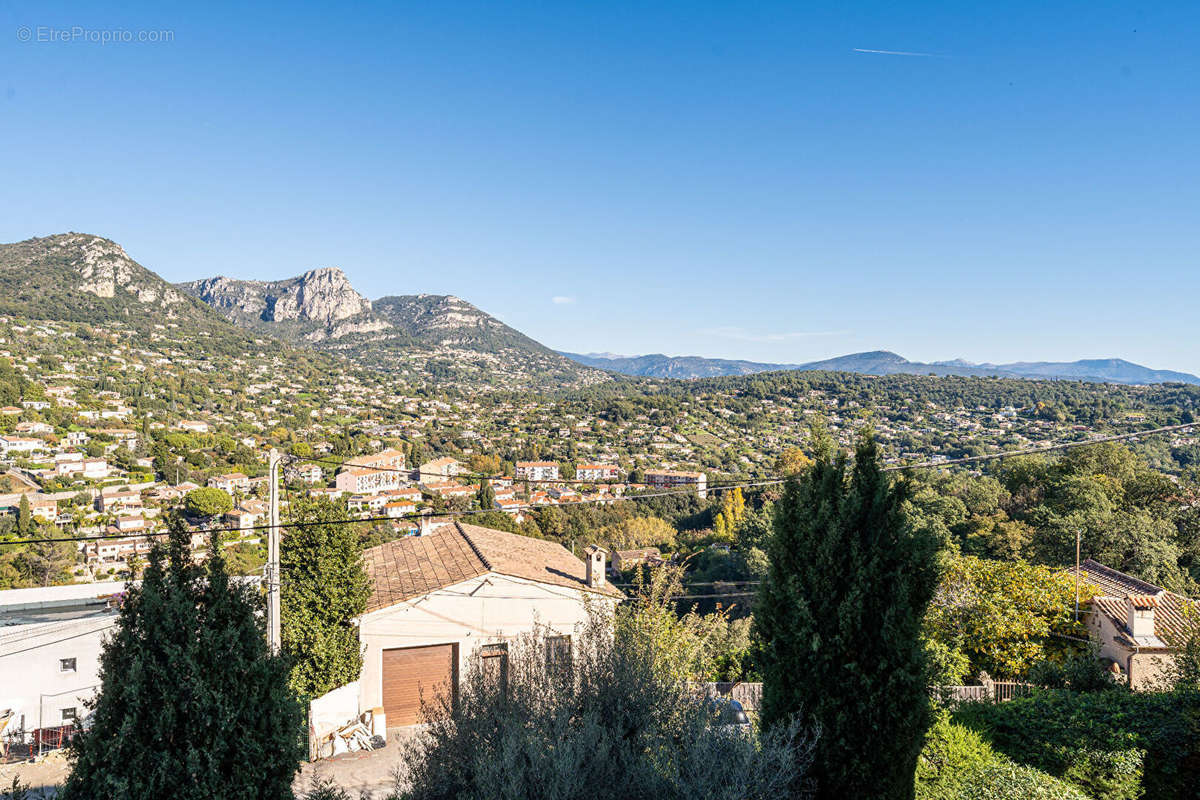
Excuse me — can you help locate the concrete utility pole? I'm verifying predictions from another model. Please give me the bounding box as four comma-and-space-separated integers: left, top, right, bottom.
1080, 532, 1089, 623
267, 448, 282, 654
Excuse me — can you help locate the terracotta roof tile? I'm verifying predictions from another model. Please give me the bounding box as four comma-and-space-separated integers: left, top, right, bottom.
362, 522, 621, 613
1071, 560, 1197, 649
1069, 558, 1161, 597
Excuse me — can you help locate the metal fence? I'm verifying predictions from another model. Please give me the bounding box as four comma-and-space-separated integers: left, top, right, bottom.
2, 724, 77, 763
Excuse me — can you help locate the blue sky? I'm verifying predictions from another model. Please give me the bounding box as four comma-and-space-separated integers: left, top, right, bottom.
2, 2, 1198, 372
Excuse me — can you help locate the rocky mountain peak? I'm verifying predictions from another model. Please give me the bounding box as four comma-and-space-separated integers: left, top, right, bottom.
274, 266, 372, 326
180, 266, 374, 329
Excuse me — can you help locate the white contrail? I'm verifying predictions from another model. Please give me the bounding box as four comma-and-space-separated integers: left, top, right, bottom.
853, 48, 945, 58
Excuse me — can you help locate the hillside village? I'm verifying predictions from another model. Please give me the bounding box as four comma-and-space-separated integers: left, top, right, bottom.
5, 4, 1200, 795
0, 236, 1199, 799
2, 310, 1198, 580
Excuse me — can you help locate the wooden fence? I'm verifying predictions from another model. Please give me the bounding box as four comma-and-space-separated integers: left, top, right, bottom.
693, 678, 1032, 711
937, 680, 1033, 705
694, 682, 763, 711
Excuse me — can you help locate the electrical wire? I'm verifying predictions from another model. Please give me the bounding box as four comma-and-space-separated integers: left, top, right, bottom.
0, 479, 779, 545
305, 454, 671, 488
2, 421, 1193, 547
879, 422, 1198, 472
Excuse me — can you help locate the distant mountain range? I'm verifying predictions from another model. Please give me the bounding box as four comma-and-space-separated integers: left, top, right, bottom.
562, 350, 1200, 386
3, 233, 1195, 390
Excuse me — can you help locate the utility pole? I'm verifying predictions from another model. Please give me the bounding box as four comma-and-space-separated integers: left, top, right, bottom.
267, 449, 282, 654
1080, 532, 1089, 623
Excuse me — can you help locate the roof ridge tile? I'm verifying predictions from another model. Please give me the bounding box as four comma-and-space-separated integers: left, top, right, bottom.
456, 521, 493, 571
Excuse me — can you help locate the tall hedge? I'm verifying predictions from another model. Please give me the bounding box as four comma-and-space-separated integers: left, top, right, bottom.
953, 687, 1200, 800
280, 498, 369, 701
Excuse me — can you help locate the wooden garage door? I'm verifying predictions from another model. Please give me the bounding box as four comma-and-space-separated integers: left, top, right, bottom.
381, 643, 457, 727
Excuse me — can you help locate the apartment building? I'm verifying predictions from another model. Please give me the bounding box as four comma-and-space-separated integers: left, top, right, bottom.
575, 463, 619, 482
336, 467, 402, 495
515, 461, 560, 482
643, 469, 707, 498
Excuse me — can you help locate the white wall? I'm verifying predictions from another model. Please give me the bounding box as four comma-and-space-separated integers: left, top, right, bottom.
0, 613, 114, 736
357, 573, 612, 716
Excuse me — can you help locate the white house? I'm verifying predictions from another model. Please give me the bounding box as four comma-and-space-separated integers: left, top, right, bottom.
0, 582, 125, 743
0, 436, 42, 457
285, 463, 324, 484
63, 431, 90, 447
1, 577, 262, 745
357, 523, 620, 729
208, 472, 250, 494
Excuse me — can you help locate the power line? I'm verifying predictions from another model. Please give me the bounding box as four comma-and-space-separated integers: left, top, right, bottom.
0, 480, 776, 545
298, 421, 1198, 485
880, 422, 1197, 472
3, 421, 1193, 547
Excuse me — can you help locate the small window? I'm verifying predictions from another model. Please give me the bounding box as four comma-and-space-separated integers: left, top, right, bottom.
61, 708, 77, 722
60, 658, 77, 673
545, 635, 572, 671
480, 643, 508, 693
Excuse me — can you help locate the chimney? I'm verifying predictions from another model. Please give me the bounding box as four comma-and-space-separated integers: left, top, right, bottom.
1126, 594, 1158, 639
584, 545, 607, 589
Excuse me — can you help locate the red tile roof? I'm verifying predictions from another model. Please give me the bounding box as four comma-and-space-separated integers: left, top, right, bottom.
1070, 559, 1197, 649
362, 522, 621, 613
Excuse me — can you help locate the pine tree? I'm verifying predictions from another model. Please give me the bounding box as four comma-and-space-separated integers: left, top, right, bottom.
61, 514, 304, 799
280, 498, 370, 701
754, 435, 939, 800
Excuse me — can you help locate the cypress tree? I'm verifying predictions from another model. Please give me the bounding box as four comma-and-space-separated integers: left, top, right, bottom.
476, 476, 496, 510
61, 514, 304, 800
280, 498, 370, 701
754, 435, 939, 800
16, 494, 32, 537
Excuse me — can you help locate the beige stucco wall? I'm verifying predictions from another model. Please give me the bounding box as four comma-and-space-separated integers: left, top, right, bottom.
357, 573, 614, 717
1128, 652, 1175, 690
1086, 608, 1177, 690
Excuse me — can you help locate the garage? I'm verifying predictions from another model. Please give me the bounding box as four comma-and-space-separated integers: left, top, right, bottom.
381, 643, 458, 727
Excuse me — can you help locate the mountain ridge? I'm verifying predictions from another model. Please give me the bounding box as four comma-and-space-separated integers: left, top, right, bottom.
0, 233, 244, 336
561, 349, 1200, 385
5, 233, 1194, 390
177, 266, 605, 389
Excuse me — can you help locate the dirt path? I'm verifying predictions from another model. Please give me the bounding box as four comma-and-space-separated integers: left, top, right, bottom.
1, 743, 404, 799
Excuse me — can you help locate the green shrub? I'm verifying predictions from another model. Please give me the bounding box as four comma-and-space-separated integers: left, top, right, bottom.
915, 713, 1090, 800
954, 687, 1200, 800
955, 760, 1090, 800
914, 715, 995, 799
1027, 650, 1121, 693
393, 606, 815, 800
